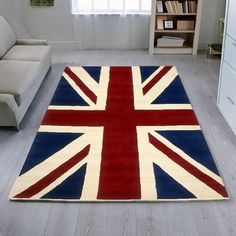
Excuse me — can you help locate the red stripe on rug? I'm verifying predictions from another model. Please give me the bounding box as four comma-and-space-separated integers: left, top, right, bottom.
64, 67, 97, 104
143, 66, 172, 95
14, 145, 90, 199
42, 109, 198, 127
134, 109, 199, 126
97, 67, 141, 199
148, 133, 228, 198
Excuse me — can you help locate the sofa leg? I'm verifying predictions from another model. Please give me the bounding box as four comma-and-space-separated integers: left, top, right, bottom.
15, 124, 20, 131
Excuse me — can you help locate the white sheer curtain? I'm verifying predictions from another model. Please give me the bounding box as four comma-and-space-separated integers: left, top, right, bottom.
71, 0, 151, 49
73, 15, 150, 49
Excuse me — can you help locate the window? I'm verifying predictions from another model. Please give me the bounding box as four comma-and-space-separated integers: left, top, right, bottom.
72, 0, 152, 15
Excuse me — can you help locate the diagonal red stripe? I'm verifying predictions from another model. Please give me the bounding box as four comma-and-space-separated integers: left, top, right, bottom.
143, 66, 172, 95
14, 145, 90, 199
64, 67, 97, 104
148, 133, 228, 198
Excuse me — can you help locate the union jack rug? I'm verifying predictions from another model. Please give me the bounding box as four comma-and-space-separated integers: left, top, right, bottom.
10, 66, 228, 202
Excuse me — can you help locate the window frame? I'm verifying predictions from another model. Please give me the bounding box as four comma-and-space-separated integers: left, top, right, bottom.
71, 0, 151, 15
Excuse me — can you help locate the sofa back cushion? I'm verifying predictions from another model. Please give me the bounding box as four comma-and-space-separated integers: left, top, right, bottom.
0, 16, 16, 58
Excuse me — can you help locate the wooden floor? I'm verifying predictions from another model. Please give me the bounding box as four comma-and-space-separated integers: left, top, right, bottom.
0, 50, 235, 236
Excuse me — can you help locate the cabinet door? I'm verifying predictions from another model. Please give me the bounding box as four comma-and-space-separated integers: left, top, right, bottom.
226, 0, 236, 39
224, 35, 236, 71
218, 62, 236, 134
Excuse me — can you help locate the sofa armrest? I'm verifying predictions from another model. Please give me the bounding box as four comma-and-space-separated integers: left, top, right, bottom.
0, 94, 19, 128
16, 39, 48, 46
0, 94, 18, 113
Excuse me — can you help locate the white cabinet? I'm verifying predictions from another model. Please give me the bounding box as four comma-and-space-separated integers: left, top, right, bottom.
226, 0, 236, 40
218, 0, 236, 135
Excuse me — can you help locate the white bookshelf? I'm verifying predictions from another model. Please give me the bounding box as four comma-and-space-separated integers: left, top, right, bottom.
149, 0, 203, 55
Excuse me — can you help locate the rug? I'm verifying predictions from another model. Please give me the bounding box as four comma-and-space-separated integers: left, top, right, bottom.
10, 66, 228, 202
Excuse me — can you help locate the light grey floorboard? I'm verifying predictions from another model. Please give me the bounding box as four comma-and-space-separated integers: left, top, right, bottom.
44, 204, 79, 236
0, 50, 235, 236
75, 204, 107, 236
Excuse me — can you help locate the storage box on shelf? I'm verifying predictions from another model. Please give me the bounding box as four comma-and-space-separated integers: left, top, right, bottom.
149, 0, 203, 54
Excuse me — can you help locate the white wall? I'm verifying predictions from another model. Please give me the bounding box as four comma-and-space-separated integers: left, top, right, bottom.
0, 0, 29, 37
1, 0, 226, 50
21, 0, 149, 49
199, 0, 226, 49
22, 0, 76, 47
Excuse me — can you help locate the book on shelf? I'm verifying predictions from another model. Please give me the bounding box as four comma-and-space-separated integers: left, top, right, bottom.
180, 2, 184, 13
157, 35, 185, 47
156, 1, 164, 13
177, 2, 183, 13
163, 0, 197, 14
165, 1, 173, 13
184, 1, 188, 13
188, 1, 197, 13
162, 36, 185, 40
173, 1, 178, 13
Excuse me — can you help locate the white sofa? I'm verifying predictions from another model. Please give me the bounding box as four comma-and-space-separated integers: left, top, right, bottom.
0, 16, 51, 129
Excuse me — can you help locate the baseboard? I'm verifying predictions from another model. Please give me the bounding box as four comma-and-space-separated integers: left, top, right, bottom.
198, 42, 209, 50
48, 40, 148, 50
48, 41, 80, 50
49, 40, 208, 51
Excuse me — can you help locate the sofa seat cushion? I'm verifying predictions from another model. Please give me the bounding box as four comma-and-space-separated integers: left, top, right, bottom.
0, 60, 40, 106
3, 45, 51, 62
